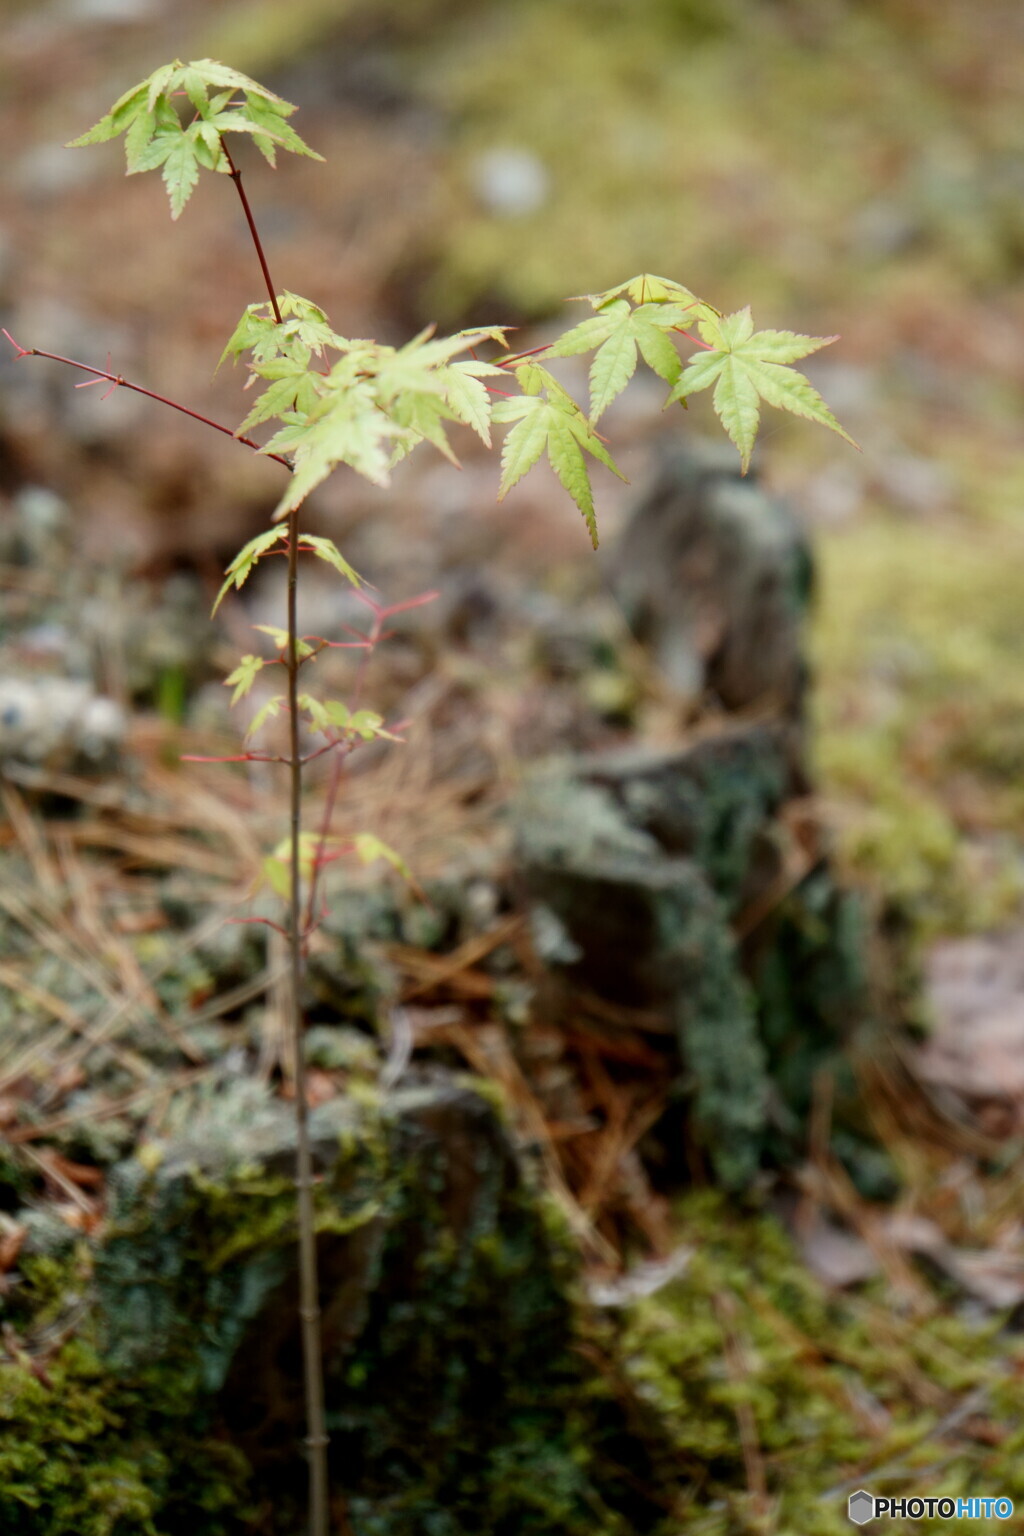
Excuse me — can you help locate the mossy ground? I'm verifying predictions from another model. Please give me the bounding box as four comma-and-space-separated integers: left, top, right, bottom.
811, 511, 1024, 944
8, 1187, 1023, 1535
621, 1192, 1024, 1535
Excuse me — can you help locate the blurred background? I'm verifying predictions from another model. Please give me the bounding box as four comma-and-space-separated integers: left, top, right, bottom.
3, 3, 1024, 1526
2, 0, 1022, 949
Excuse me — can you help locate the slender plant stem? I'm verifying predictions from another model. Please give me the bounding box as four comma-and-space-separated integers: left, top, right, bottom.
285, 514, 330, 1536
223, 141, 283, 324
224, 144, 331, 1536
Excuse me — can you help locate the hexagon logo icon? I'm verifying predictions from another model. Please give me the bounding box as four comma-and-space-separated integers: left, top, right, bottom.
848, 1489, 874, 1525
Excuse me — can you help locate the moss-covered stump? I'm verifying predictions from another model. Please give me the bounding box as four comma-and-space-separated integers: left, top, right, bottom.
512, 738, 868, 1187
1, 1076, 682, 1536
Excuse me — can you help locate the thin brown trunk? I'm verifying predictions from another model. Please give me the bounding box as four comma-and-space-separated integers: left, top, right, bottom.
285, 511, 330, 1536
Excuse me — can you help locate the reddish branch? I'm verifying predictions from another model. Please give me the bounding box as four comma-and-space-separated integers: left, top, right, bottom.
1, 329, 292, 469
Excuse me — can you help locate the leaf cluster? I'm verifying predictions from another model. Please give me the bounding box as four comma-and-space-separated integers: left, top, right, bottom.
211, 526, 362, 616
67, 58, 321, 218
262, 829, 412, 900
551, 273, 857, 475
218, 271, 854, 545
220, 304, 512, 522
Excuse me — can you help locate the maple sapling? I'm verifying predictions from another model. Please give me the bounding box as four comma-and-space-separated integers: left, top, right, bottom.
7, 56, 856, 1536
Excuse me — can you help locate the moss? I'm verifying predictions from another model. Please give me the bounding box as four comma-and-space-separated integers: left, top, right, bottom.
0, 1339, 161, 1536
11, 1112, 1024, 1534
616, 1191, 1024, 1533
812, 513, 1024, 940
0, 1240, 252, 1536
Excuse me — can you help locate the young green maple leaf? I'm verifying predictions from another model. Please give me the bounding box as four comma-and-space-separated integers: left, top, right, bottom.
263, 831, 346, 899
549, 298, 700, 422
353, 833, 413, 882
236, 351, 327, 435
67, 58, 321, 219
492, 363, 626, 548
252, 625, 315, 659
666, 307, 859, 472
582, 273, 720, 322
263, 382, 408, 520
376, 324, 509, 457
223, 654, 265, 705
297, 693, 333, 734
296, 535, 363, 588
218, 294, 344, 375
436, 359, 504, 446
386, 390, 461, 468
245, 694, 285, 740
212, 527, 285, 614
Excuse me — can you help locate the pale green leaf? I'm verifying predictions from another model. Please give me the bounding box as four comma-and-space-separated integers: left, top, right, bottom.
209, 109, 313, 155
223, 653, 264, 705
66, 83, 149, 147
262, 851, 291, 899
146, 62, 180, 113
180, 66, 213, 117
497, 405, 547, 498
740, 359, 859, 449
546, 419, 597, 548
187, 60, 294, 109
217, 306, 278, 372
298, 534, 364, 588
236, 360, 323, 434
588, 322, 640, 421
347, 709, 400, 741
353, 833, 413, 882
161, 135, 201, 218
581, 273, 720, 325
563, 414, 626, 481
667, 350, 727, 401
401, 324, 509, 368
127, 128, 178, 175
252, 625, 314, 658
713, 357, 762, 473
494, 370, 625, 544
212, 527, 284, 614
265, 387, 401, 519
634, 317, 683, 385
387, 390, 459, 465
245, 694, 285, 740
666, 310, 857, 469
735, 328, 838, 365
438, 363, 496, 445
298, 693, 332, 734
191, 121, 225, 171
122, 107, 157, 168
547, 307, 621, 358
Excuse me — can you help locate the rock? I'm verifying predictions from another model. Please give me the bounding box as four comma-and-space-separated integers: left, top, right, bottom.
0, 675, 124, 771
468, 147, 551, 216
609, 438, 812, 715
